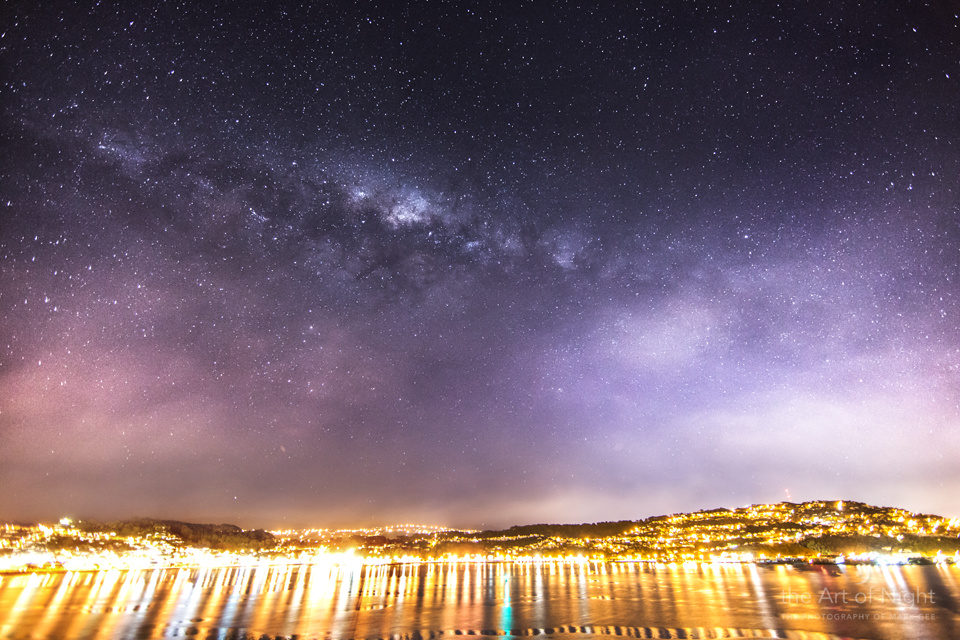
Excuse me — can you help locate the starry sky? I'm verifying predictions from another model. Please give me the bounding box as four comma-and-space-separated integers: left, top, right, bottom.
2, 1, 959, 530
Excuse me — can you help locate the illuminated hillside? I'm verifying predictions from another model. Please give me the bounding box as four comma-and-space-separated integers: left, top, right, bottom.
3, 500, 959, 571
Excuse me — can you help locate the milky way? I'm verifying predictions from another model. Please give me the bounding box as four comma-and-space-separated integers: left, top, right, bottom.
2, 2, 959, 528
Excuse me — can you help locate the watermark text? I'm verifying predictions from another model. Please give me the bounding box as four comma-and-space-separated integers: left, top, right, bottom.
778, 586, 934, 606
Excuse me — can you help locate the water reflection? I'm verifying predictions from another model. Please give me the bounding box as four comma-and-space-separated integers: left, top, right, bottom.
1, 561, 957, 639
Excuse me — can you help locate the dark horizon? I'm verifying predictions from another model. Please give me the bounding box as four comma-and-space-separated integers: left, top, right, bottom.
4, 495, 954, 534
2, 2, 958, 530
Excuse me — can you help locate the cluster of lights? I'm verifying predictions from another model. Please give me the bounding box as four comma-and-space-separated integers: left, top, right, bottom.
617, 500, 959, 562
3, 501, 958, 574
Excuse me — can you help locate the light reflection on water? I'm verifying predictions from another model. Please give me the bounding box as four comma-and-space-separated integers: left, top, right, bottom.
1, 561, 958, 640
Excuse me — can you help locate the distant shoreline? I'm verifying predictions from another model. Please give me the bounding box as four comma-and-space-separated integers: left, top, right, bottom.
4, 500, 958, 574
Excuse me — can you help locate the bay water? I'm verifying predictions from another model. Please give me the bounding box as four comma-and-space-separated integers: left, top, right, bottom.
2, 560, 958, 639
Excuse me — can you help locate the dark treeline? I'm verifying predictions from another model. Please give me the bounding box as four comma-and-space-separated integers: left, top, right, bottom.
469, 521, 637, 540
79, 519, 274, 550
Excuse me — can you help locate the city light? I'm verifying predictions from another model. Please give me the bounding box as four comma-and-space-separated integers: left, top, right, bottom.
2, 500, 957, 574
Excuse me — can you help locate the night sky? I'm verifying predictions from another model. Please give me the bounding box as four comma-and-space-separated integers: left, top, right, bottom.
2, 2, 959, 530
